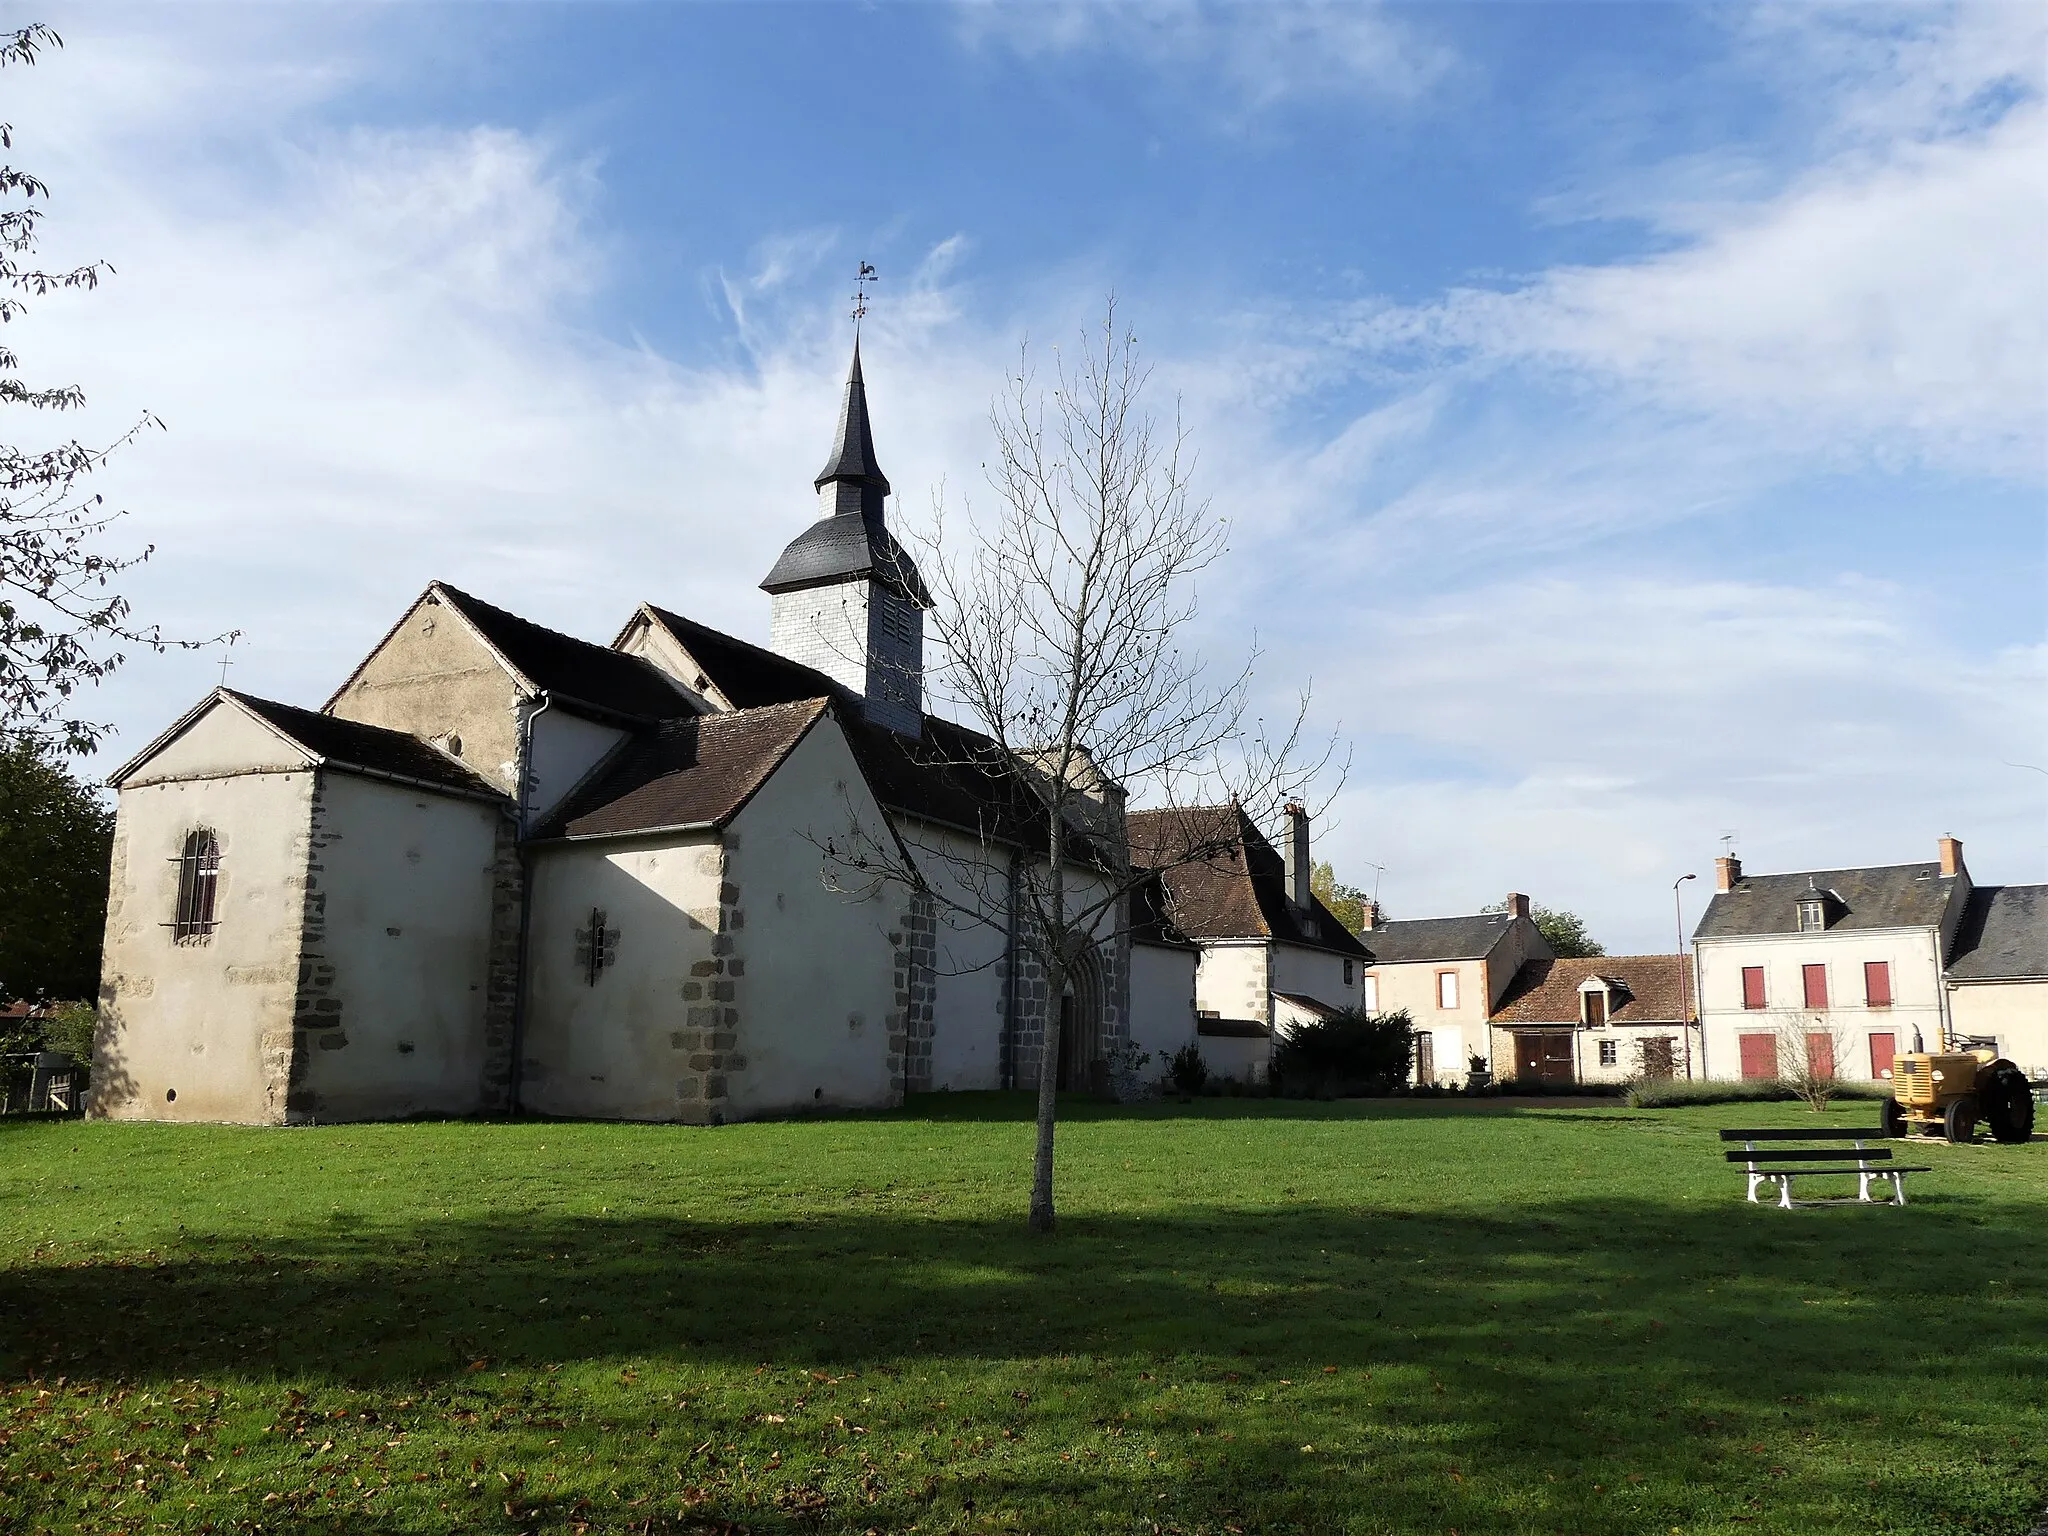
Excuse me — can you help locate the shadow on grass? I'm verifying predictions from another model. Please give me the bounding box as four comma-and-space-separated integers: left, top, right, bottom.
3, 1191, 2044, 1535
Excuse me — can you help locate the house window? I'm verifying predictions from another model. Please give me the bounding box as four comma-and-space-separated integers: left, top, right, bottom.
1436, 970, 1459, 1010
1582, 990, 1609, 1028
575, 908, 618, 986
1802, 963, 1828, 1010
1414, 1031, 1435, 1084
1864, 961, 1892, 1008
1343, 958, 1354, 987
1741, 965, 1766, 1010
1361, 975, 1379, 1013
1738, 1032, 1778, 1080
1796, 898, 1826, 933
1598, 1039, 1618, 1067
173, 829, 221, 942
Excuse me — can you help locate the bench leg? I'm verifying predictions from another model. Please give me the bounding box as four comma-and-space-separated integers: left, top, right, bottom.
1776, 1175, 1793, 1210
1746, 1171, 1766, 1204
1891, 1173, 1908, 1207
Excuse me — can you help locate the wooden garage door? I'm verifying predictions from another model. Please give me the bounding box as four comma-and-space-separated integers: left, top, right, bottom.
1739, 1032, 1779, 1080
1514, 1032, 1574, 1084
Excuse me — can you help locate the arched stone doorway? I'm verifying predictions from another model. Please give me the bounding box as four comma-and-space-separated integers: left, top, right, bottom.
1057, 945, 1107, 1093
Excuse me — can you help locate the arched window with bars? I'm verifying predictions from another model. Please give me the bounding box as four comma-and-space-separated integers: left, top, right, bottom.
173, 829, 221, 942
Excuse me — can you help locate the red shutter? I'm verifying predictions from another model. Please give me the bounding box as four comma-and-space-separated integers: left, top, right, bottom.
1805, 1033, 1835, 1078
1802, 964, 1828, 1010
1739, 1033, 1778, 1080
1868, 1032, 1896, 1080
1864, 961, 1891, 1007
1741, 966, 1766, 1009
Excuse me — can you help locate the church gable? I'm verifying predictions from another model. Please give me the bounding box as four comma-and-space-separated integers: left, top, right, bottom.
326, 585, 530, 796
110, 692, 315, 788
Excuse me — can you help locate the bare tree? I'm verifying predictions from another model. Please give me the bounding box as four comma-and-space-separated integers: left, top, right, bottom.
0, 25, 213, 753
827, 300, 1336, 1232
1773, 1016, 1848, 1113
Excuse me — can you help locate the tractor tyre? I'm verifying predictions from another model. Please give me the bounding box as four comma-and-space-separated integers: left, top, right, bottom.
1878, 1096, 1907, 1139
1983, 1065, 2036, 1145
1943, 1097, 1979, 1144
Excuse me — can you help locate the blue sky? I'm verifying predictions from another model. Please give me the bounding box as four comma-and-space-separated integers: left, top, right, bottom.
17, 2, 2046, 950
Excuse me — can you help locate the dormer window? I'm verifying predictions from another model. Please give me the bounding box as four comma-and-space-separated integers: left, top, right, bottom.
1797, 897, 1827, 932
1582, 989, 1608, 1027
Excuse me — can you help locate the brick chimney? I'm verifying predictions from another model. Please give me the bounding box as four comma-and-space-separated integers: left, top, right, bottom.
1284, 801, 1311, 908
1938, 836, 1965, 877
1504, 892, 1530, 921
1360, 899, 1381, 932
1715, 855, 1743, 893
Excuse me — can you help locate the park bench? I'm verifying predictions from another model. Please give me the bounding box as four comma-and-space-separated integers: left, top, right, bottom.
1719, 1128, 1932, 1209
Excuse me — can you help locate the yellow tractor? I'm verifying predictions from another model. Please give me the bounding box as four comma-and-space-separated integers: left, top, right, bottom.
1880, 1036, 2036, 1144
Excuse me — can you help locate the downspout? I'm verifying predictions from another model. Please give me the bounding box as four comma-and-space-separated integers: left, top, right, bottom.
505, 690, 554, 1116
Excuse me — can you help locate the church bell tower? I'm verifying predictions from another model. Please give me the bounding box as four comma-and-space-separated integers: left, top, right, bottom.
760, 339, 930, 737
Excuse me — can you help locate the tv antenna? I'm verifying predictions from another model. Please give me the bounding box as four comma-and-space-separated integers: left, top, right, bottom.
850, 261, 877, 335
1719, 829, 1739, 856
216, 635, 237, 689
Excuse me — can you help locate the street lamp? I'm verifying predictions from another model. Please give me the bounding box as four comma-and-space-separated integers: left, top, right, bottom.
1674, 873, 1698, 1078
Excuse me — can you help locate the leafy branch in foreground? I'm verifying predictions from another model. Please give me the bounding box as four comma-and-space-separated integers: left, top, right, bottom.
0, 23, 221, 754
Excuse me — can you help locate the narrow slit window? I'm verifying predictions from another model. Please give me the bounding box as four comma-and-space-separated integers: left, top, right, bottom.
173, 829, 221, 942
575, 908, 618, 986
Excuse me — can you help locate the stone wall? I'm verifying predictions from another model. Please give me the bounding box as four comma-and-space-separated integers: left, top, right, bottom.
894, 888, 937, 1094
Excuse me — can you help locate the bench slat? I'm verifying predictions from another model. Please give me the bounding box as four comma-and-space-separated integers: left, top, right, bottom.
1718, 1127, 1888, 1141
1725, 1148, 1893, 1163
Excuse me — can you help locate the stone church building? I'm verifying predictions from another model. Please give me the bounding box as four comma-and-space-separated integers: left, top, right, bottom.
90, 346, 1243, 1125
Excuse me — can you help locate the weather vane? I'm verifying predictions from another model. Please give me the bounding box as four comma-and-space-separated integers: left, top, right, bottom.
851, 261, 877, 333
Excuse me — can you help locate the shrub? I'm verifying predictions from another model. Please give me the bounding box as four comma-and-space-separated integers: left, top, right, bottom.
1165, 1043, 1208, 1096
1271, 1008, 1413, 1098
1627, 1077, 1886, 1109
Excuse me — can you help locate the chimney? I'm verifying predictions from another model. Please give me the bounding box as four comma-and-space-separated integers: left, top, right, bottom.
1360, 899, 1380, 932
1284, 801, 1311, 908
1504, 892, 1530, 921
1938, 836, 1965, 877
1715, 855, 1743, 893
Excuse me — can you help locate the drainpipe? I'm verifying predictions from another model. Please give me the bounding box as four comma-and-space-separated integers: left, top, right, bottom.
505, 691, 554, 1116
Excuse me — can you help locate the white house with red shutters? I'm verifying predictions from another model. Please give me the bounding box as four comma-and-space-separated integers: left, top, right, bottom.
1691, 839, 1977, 1083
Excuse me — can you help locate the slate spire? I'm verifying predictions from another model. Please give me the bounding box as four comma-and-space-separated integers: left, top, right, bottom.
814, 340, 891, 500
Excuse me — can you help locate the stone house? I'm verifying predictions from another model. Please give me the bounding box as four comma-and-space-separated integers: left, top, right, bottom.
1126, 802, 1368, 1084
92, 344, 1166, 1124
1489, 954, 1692, 1085
1356, 897, 1552, 1086
1691, 840, 1974, 1083
1941, 883, 2047, 1077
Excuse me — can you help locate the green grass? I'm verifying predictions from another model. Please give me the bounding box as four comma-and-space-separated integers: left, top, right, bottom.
1, 1096, 2042, 1536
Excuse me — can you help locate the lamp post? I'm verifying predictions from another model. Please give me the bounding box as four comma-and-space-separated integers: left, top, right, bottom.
1674, 873, 1698, 1078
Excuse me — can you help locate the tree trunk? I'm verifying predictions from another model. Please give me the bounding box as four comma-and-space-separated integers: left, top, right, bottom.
1029, 799, 1068, 1234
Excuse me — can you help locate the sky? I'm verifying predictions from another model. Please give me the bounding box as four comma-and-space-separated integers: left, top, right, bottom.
10, 1, 2045, 953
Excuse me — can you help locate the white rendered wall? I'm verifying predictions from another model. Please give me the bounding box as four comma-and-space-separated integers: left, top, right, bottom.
1195, 941, 1271, 1025
1696, 928, 1945, 1081
1128, 942, 1198, 1078
294, 771, 504, 1120
902, 823, 1008, 1092
525, 706, 629, 827
94, 757, 314, 1124
1946, 981, 2048, 1075
1270, 943, 1361, 1019
722, 720, 901, 1117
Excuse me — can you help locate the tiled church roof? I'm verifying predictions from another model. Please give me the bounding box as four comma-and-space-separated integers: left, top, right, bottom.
227, 692, 506, 799
433, 583, 697, 722
538, 699, 830, 839
1127, 804, 1368, 957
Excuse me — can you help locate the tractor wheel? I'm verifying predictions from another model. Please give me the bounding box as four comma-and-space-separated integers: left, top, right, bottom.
1983, 1065, 2036, 1145
1878, 1096, 1907, 1139
1944, 1097, 1979, 1144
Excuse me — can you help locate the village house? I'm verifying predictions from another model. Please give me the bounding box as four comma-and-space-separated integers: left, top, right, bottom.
1356, 897, 1551, 1086
91, 344, 1176, 1125
1691, 840, 1974, 1083
1488, 954, 1692, 1085
1941, 883, 2047, 1077
1127, 803, 1368, 1084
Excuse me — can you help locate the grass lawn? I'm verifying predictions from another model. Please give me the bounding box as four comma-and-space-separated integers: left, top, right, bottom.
1, 1095, 2043, 1536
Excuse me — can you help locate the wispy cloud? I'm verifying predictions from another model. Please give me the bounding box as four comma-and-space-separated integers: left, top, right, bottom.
954, 0, 1454, 116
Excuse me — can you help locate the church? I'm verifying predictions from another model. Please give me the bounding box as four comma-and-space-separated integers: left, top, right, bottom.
89, 345, 1361, 1125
